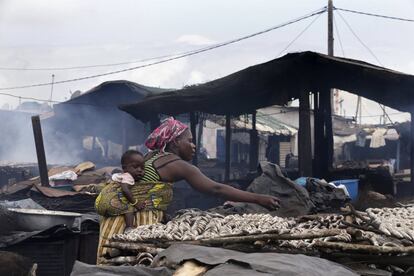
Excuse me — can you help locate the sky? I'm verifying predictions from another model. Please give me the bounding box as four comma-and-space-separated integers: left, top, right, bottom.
0, 0, 413, 124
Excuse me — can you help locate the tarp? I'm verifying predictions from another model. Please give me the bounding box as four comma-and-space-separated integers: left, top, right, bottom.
120, 51, 414, 121
209, 162, 314, 217
70, 261, 172, 276
154, 244, 358, 276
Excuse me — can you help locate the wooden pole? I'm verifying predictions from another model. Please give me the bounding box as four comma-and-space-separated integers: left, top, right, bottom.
319, 89, 334, 177
325, 92, 334, 172
249, 111, 259, 172
328, 0, 334, 56
299, 91, 312, 176
31, 115, 50, 187
190, 112, 198, 166
320, 0, 334, 178
313, 92, 323, 177
411, 112, 414, 190
195, 114, 204, 163
225, 114, 231, 182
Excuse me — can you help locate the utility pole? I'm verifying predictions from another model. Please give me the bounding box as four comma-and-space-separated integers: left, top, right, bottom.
328, 0, 334, 55
328, 0, 334, 106
49, 74, 55, 106
323, 0, 334, 176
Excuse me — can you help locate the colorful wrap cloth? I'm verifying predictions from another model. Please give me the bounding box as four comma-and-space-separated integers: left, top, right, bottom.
145, 117, 188, 151
95, 181, 173, 217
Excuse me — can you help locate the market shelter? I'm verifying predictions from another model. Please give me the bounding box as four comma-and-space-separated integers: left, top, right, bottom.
120, 51, 414, 185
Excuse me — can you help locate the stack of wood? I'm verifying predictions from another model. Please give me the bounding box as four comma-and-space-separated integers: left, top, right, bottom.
102, 205, 414, 271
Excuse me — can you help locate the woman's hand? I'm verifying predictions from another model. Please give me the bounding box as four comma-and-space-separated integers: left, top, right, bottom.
256, 194, 280, 210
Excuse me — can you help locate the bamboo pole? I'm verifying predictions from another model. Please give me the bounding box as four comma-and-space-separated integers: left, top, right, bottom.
103, 241, 164, 254
314, 240, 414, 254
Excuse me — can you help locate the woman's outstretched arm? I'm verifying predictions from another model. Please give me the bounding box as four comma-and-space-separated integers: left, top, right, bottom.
168, 160, 280, 210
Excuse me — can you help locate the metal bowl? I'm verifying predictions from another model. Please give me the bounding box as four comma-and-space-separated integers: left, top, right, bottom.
7, 208, 82, 232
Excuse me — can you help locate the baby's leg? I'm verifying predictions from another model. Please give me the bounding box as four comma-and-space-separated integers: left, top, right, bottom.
124, 212, 135, 233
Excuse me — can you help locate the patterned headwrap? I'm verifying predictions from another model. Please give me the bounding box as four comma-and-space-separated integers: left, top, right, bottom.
145, 117, 189, 151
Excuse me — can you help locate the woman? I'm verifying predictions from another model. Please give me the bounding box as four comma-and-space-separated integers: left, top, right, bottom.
97, 117, 279, 263
143, 117, 280, 209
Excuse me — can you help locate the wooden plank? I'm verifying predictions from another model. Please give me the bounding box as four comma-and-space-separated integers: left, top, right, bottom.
313, 92, 323, 177
225, 114, 231, 182
190, 112, 198, 166
249, 111, 258, 172
411, 112, 414, 188
31, 115, 50, 187
299, 91, 312, 176
319, 89, 334, 178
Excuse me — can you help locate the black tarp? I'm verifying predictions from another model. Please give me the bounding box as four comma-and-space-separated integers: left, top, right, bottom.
209, 162, 314, 217
71, 261, 173, 276
154, 244, 358, 276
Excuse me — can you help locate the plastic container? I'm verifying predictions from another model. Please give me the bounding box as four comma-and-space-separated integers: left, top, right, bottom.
294, 177, 321, 186
294, 177, 308, 186
332, 179, 359, 201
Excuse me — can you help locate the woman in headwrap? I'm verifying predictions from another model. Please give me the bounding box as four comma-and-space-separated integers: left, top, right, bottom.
96, 117, 279, 263
143, 117, 279, 208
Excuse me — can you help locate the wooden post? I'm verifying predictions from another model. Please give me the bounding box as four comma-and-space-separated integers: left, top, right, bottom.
249, 111, 259, 172
225, 114, 231, 182
327, 0, 334, 57
299, 91, 312, 176
313, 92, 323, 177
190, 112, 198, 166
197, 115, 204, 160
321, 0, 334, 178
31, 115, 50, 187
396, 139, 400, 172
411, 112, 414, 190
319, 88, 334, 177
325, 90, 334, 173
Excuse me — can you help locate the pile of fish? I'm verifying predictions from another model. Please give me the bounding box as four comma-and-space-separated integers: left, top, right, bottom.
105, 206, 414, 268
114, 209, 296, 242
366, 206, 414, 241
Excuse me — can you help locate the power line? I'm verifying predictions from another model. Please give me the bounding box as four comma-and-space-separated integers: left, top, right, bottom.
0, 53, 186, 71
335, 7, 414, 23
276, 9, 324, 57
0, 92, 113, 108
336, 10, 383, 66
333, 12, 346, 57
0, 7, 326, 76
335, 11, 398, 125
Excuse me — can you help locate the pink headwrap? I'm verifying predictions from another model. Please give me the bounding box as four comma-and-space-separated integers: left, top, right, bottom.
145, 117, 189, 151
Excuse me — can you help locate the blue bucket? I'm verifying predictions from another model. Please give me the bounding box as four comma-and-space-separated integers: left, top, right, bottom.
332, 179, 359, 201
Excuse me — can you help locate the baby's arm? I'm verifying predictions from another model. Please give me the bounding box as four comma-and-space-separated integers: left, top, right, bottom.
120, 183, 145, 210
120, 183, 136, 205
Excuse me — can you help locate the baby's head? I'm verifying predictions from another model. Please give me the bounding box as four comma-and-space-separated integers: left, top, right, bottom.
121, 150, 145, 181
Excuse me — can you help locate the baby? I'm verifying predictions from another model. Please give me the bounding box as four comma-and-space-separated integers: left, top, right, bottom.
95, 150, 145, 232
111, 149, 146, 232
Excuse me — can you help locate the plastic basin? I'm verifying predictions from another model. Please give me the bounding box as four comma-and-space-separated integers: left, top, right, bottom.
332, 179, 359, 201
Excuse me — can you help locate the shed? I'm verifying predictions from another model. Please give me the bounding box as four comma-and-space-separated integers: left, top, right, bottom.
119, 51, 414, 184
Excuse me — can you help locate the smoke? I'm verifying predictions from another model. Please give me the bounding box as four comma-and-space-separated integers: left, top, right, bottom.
0, 110, 37, 163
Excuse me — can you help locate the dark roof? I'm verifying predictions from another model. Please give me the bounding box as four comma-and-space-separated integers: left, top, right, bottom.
64, 80, 171, 106
51, 80, 172, 144
119, 51, 414, 121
